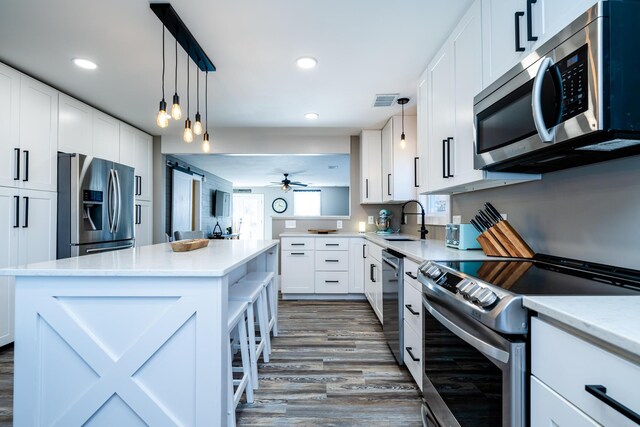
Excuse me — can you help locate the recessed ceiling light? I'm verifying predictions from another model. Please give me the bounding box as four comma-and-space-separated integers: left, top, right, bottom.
305, 112, 319, 120
296, 57, 317, 69
72, 58, 98, 70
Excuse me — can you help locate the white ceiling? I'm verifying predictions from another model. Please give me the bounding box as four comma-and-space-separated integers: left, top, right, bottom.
175, 154, 350, 187
0, 0, 472, 138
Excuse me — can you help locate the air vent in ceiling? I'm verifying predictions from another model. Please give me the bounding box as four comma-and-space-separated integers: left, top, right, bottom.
373, 93, 399, 107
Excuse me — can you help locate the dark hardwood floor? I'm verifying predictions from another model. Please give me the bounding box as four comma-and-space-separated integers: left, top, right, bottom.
0, 300, 423, 426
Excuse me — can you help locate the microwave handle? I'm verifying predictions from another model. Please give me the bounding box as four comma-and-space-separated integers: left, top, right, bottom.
532, 56, 556, 143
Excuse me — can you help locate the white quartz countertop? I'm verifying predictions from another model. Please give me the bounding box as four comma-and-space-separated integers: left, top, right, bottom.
2, 240, 279, 277
524, 296, 640, 357
279, 232, 493, 263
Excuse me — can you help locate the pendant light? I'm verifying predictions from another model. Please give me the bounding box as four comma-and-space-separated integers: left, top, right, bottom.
193, 71, 203, 135
202, 71, 211, 152
156, 24, 169, 128
171, 39, 182, 120
183, 57, 193, 143
398, 97, 409, 149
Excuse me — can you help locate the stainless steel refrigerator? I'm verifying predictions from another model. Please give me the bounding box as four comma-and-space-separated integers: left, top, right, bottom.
57, 153, 135, 258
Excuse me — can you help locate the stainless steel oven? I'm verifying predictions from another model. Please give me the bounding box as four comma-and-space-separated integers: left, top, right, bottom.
420, 294, 525, 427
474, 1, 640, 173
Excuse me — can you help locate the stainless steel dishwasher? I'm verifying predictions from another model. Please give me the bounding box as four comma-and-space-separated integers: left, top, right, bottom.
382, 249, 404, 365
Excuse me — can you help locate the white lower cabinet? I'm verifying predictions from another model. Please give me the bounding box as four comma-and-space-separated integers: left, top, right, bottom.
281, 250, 315, 294
0, 187, 56, 346
364, 241, 384, 323
281, 236, 366, 296
135, 200, 153, 247
403, 258, 423, 391
531, 317, 640, 427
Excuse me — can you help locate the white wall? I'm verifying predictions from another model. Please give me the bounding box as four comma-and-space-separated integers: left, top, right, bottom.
162, 128, 350, 155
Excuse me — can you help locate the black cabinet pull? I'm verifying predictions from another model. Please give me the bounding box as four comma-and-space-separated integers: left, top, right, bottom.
414, 157, 419, 187
138, 176, 142, 196
13, 196, 19, 228
405, 272, 418, 280
370, 264, 375, 282
291, 252, 306, 256
387, 174, 392, 196
442, 139, 447, 178
325, 259, 339, 263
23, 150, 29, 182
585, 385, 640, 424
324, 280, 339, 284
14, 148, 20, 181
291, 243, 305, 246
447, 137, 454, 178
22, 197, 29, 228
405, 304, 420, 316
135, 204, 141, 225
362, 244, 366, 259
406, 347, 420, 362
527, 0, 538, 41
365, 178, 369, 199
325, 243, 339, 247
515, 12, 525, 52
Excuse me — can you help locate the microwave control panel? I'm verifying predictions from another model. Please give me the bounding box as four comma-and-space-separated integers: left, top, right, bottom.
557, 45, 589, 122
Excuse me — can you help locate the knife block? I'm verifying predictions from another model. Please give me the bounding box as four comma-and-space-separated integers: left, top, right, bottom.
476, 221, 534, 258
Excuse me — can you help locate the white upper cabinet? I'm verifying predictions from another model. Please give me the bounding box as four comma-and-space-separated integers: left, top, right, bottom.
92, 111, 120, 162
416, 73, 428, 193
18, 75, 58, 192
0, 63, 20, 188
482, 0, 599, 88
420, 0, 540, 194
360, 130, 382, 204
120, 123, 153, 201
382, 115, 417, 202
58, 94, 92, 156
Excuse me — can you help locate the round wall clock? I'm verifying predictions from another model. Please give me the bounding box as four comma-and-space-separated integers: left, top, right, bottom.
272, 198, 288, 213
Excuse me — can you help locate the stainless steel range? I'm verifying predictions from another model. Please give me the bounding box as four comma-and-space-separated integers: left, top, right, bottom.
417, 255, 640, 427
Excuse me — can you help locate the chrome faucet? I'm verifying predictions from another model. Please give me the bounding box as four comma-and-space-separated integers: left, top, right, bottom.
400, 200, 428, 240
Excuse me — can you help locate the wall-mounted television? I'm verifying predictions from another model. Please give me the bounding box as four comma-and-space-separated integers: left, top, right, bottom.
212, 190, 230, 217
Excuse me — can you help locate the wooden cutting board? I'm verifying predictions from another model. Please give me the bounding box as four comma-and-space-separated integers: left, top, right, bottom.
308, 229, 338, 234
170, 239, 210, 252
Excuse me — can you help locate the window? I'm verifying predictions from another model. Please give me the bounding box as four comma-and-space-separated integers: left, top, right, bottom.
293, 190, 321, 216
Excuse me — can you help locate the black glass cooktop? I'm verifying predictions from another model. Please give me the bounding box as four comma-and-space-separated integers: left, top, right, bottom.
438, 254, 640, 296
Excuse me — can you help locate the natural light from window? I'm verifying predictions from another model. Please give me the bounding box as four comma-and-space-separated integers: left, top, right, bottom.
293, 190, 321, 216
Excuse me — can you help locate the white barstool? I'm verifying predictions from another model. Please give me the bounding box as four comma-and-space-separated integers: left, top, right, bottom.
241, 271, 278, 337
227, 300, 253, 427
229, 279, 271, 389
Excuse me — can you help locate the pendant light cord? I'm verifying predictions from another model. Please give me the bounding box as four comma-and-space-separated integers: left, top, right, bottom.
174, 39, 178, 94
186, 57, 190, 117
205, 72, 208, 132
161, 24, 165, 99
401, 102, 405, 133
196, 70, 200, 114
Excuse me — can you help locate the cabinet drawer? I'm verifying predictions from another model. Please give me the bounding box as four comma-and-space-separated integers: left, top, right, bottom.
315, 251, 349, 271
281, 237, 315, 251
403, 319, 423, 391
315, 272, 349, 294
403, 281, 422, 336
532, 318, 640, 427
315, 237, 349, 251
404, 258, 421, 291
281, 250, 315, 294
367, 242, 383, 262
531, 376, 599, 427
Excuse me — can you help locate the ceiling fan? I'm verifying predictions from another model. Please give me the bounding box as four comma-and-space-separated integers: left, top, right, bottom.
271, 173, 308, 192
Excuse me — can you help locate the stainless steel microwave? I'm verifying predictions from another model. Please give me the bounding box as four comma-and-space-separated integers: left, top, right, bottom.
474, 2, 640, 173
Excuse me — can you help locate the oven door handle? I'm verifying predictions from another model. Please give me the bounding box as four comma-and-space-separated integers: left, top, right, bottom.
422, 295, 510, 364
532, 56, 556, 143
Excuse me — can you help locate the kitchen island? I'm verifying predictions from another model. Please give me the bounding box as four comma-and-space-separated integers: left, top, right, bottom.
2, 239, 279, 427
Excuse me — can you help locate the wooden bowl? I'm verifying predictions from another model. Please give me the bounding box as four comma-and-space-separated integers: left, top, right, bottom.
170, 238, 210, 252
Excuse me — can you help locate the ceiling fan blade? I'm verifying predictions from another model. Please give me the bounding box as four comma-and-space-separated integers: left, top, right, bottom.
290, 182, 308, 187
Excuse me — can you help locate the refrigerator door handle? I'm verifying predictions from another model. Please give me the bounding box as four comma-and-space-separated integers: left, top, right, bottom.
114, 169, 122, 232
107, 169, 115, 233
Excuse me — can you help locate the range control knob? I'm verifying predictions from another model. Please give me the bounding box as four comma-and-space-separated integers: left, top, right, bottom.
468, 286, 487, 302
427, 266, 442, 279
463, 283, 481, 299
476, 289, 498, 308
455, 280, 474, 294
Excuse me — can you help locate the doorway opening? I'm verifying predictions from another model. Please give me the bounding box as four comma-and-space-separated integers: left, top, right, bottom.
232, 193, 265, 240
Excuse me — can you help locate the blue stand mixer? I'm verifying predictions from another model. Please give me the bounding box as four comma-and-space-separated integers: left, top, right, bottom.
375, 209, 393, 235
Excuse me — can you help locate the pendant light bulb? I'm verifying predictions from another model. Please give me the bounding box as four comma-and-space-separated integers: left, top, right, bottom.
400, 132, 406, 148
183, 118, 193, 143
171, 94, 182, 120
202, 131, 210, 152
157, 99, 169, 128
398, 97, 409, 150
194, 113, 203, 135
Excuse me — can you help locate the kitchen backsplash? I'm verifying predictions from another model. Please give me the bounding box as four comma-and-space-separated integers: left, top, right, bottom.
452, 155, 640, 270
